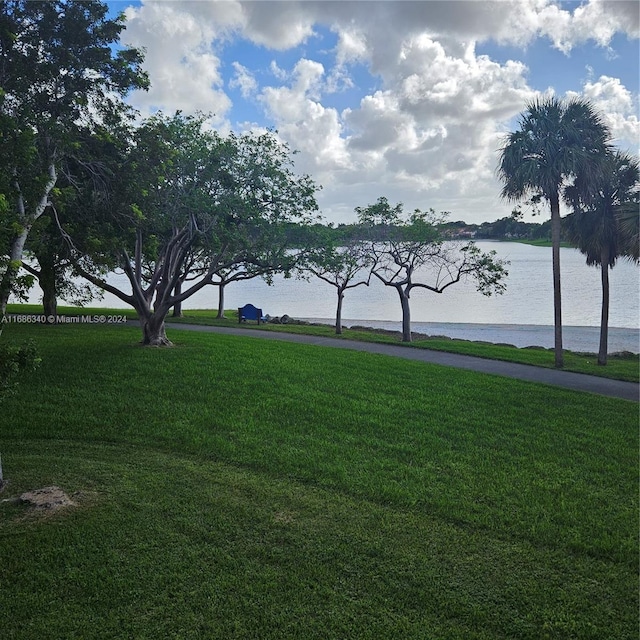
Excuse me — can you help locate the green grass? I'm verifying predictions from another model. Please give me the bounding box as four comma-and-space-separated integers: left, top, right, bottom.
514, 239, 574, 248
0, 323, 638, 639
7, 303, 638, 382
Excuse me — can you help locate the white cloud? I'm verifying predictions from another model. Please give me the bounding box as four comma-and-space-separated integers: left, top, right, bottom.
490, 0, 639, 52
122, 1, 234, 122
333, 24, 368, 66
229, 62, 257, 98
569, 0, 639, 48
259, 60, 350, 175
574, 75, 640, 148
494, 0, 572, 49
340, 33, 534, 211
324, 65, 355, 94
269, 60, 288, 82
118, 0, 638, 224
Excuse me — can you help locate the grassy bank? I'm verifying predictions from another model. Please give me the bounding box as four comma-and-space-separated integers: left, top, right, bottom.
0, 323, 638, 638
8, 303, 637, 382
512, 239, 574, 248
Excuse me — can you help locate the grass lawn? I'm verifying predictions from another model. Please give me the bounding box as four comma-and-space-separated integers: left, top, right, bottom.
0, 323, 638, 639
6, 304, 639, 382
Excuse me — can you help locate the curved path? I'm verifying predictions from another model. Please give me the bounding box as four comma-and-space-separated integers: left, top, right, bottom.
167, 323, 639, 402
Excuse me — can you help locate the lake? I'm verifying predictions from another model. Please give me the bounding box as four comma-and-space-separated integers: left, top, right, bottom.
20, 242, 640, 353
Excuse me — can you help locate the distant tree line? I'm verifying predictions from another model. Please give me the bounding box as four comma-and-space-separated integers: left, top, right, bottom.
469, 216, 553, 241
294, 214, 554, 245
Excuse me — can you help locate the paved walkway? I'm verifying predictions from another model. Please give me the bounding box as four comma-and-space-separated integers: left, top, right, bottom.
167, 323, 639, 402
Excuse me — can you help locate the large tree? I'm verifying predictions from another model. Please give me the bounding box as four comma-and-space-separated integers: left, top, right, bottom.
21, 209, 102, 319
304, 236, 373, 335
563, 150, 639, 365
497, 97, 611, 367
0, 0, 147, 317
358, 197, 508, 343
64, 113, 319, 345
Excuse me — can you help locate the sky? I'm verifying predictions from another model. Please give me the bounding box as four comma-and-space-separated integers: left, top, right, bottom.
106, 0, 640, 225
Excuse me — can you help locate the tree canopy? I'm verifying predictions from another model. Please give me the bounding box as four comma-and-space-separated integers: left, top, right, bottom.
302, 228, 373, 335
61, 112, 320, 345
0, 0, 148, 316
357, 197, 508, 342
563, 149, 639, 364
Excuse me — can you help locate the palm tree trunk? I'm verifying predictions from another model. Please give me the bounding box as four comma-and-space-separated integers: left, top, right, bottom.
598, 247, 610, 365
550, 191, 564, 368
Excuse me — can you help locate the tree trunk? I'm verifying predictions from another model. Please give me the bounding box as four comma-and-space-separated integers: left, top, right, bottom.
0, 226, 30, 317
335, 290, 344, 335
398, 286, 412, 342
171, 281, 183, 318
36, 252, 58, 321
598, 248, 610, 366
40, 270, 58, 321
216, 283, 226, 319
140, 312, 173, 346
550, 191, 564, 368
0, 163, 58, 317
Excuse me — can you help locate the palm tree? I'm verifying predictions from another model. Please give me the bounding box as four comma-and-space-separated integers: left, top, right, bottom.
564, 150, 639, 365
497, 97, 611, 367
616, 207, 639, 262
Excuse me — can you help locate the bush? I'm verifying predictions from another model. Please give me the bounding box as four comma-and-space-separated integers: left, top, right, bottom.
0, 339, 40, 396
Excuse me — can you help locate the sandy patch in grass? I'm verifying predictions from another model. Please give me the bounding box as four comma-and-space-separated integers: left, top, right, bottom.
19, 486, 76, 510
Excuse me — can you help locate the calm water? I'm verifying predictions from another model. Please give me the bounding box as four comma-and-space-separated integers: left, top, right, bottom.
22, 242, 640, 352
210, 241, 640, 353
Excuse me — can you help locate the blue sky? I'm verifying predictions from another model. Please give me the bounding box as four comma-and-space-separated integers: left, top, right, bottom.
478, 32, 638, 95
220, 23, 383, 124
108, 0, 639, 224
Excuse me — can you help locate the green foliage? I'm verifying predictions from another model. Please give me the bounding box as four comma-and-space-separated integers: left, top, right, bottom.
0, 0, 148, 126
0, 0, 148, 311
564, 150, 640, 267
497, 97, 611, 205
354, 197, 508, 340
0, 337, 40, 395
616, 207, 640, 262
459, 243, 508, 296
60, 112, 321, 344
475, 215, 552, 241
0, 255, 34, 302
355, 196, 442, 243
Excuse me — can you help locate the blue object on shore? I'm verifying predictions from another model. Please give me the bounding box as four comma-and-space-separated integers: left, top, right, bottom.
238, 304, 264, 325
